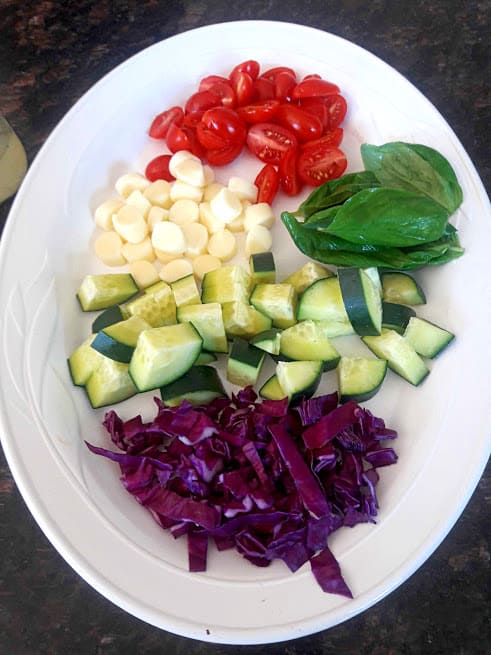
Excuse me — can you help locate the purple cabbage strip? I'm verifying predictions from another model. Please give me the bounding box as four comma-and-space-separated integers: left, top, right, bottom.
86, 388, 398, 597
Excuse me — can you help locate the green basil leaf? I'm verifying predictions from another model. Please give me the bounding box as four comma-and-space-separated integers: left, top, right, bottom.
324, 187, 450, 246
361, 141, 463, 213
298, 171, 381, 218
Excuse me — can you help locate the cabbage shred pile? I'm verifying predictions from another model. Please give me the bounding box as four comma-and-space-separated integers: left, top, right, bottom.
86, 388, 398, 597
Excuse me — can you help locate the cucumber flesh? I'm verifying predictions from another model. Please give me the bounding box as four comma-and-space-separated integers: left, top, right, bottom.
249, 283, 298, 329
91, 315, 151, 364
227, 338, 265, 387
77, 274, 138, 311
91, 305, 127, 333
171, 274, 201, 308
259, 374, 287, 401
297, 276, 350, 323
381, 272, 426, 305
363, 328, 429, 385
222, 301, 272, 339
337, 356, 387, 402
160, 365, 226, 407
275, 360, 323, 403
338, 267, 382, 336
194, 351, 217, 365
250, 328, 282, 355
177, 302, 228, 353
249, 251, 276, 284
279, 320, 340, 370
129, 322, 202, 392
283, 261, 334, 294
85, 358, 137, 408
125, 281, 176, 327
404, 316, 454, 358
67, 335, 105, 386
382, 302, 416, 334
201, 265, 252, 304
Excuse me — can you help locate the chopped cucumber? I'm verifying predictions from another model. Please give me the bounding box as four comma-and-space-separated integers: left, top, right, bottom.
404, 316, 454, 358
381, 272, 426, 305
297, 276, 350, 323
227, 338, 266, 387
201, 265, 252, 304
77, 274, 138, 311
67, 335, 105, 386
222, 301, 272, 339
91, 315, 151, 363
85, 358, 137, 408
363, 328, 429, 386
171, 274, 201, 308
279, 320, 340, 371
338, 267, 382, 336
282, 261, 334, 294
382, 302, 416, 334
259, 374, 287, 401
249, 283, 298, 329
177, 302, 228, 353
314, 319, 355, 338
337, 356, 387, 402
129, 322, 202, 392
91, 304, 127, 333
125, 280, 176, 327
194, 351, 217, 365
275, 360, 323, 403
249, 251, 276, 284
160, 365, 226, 407
250, 328, 282, 356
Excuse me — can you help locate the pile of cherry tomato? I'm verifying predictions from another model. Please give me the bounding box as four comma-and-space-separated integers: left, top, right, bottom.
145, 60, 348, 203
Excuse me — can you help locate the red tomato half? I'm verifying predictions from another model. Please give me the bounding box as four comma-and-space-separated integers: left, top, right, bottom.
274, 71, 296, 102
230, 71, 254, 106
246, 122, 297, 165
252, 77, 275, 101
148, 106, 183, 139
200, 107, 247, 146
199, 75, 229, 92
260, 66, 296, 82
230, 59, 260, 81
184, 90, 221, 115
254, 164, 279, 204
299, 128, 344, 150
275, 104, 323, 142
166, 123, 204, 158
204, 81, 236, 108
292, 78, 341, 99
236, 100, 280, 124
297, 144, 347, 186
145, 154, 174, 182
279, 147, 302, 196
323, 94, 348, 128
205, 141, 244, 166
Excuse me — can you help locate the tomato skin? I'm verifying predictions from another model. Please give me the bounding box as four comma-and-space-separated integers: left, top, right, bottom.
299, 128, 344, 150
196, 121, 229, 150
199, 75, 229, 92
166, 122, 192, 152
236, 100, 280, 124
230, 71, 254, 106
292, 78, 341, 99
205, 141, 244, 166
184, 90, 221, 115
323, 94, 348, 128
254, 164, 279, 204
275, 104, 323, 142
297, 144, 347, 186
148, 106, 184, 139
274, 71, 297, 102
246, 122, 298, 165
279, 148, 302, 196
205, 81, 236, 108
252, 77, 275, 101
145, 154, 174, 182
261, 66, 296, 82
201, 107, 247, 146
230, 60, 260, 81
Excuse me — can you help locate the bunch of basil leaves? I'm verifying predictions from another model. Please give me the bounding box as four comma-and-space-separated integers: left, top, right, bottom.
281, 142, 464, 269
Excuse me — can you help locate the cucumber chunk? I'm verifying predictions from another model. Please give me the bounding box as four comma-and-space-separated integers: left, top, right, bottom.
160, 365, 226, 407
249, 251, 276, 284
77, 274, 138, 311
337, 356, 387, 402
382, 302, 416, 334
250, 328, 282, 356
91, 315, 151, 363
67, 335, 105, 386
283, 261, 334, 294
85, 358, 137, 408
279, 320, 340, 370
249, 283, 298, 329
404, 316, 454, 358
201, 265, 252, 304
194, 351, 217, 365
297, 276, 350, 323
381, 272, 426, 305
91, 305, 127, 333
363, 328, 429, 386
338, 267, 382, 336
177, 302, 228, 353
171, 274, 201, 308
129, 322, 202, 392
125, 280, 176, 327
227, 338, 265, 386
275, 360, 323, 403
222, 301, 272, 339
259, 374, 287, 401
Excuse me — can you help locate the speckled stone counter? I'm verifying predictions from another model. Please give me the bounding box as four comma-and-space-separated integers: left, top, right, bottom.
0, 2, 489, 653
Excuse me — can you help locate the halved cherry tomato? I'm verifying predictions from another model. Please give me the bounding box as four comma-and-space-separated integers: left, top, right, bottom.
299, 128, 344, 150
230, 71, 254, 106
236, 100, 280, 124
196, 121, 229, 150
148, 106, 183, 139
145, 154, 174, 182
297, 144, 347, 186
274, 71, 296, 102
183, 112, 204, 129
166, 123, 204, 158
275, 104, 323, 142
230, 60, 260, 81
200, 107, 247, 146
199, 75, 229, 92
254, 164, 279, 204
302, 73, 322, 81
252, 77, 275, 101
292, 78, 340, 99
323, 94, 348, 128
206, 141, 244, 166
246, 122, 298, 165
260, 66, 296, 82
184, 90, 221, 115
279, 147, 302, 196
203, 81, 236, 108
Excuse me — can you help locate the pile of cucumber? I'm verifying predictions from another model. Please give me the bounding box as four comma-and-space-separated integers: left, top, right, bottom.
68, 254, 454, 409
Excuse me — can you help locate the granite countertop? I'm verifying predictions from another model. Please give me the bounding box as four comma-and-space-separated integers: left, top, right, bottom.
0, 2, 489, 653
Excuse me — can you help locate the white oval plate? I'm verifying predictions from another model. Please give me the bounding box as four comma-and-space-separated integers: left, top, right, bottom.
0, 21, 490, 645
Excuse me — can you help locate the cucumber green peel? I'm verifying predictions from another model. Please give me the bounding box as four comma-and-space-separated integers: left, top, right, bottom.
282, 142, 464, 270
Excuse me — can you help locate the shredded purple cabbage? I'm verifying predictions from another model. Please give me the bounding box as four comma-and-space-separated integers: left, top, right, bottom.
86, 389, 398, 597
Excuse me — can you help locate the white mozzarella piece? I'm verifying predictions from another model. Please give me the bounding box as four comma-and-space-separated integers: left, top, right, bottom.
199, 201, 224, 234
228, 176, 258, 203
172, 157, 206, 187
210, 187, 242, 223
94, 231, 126, 266
143, 179, 172, 208
245, 225, 273, 257
128, 260, 160, 289
121, 236, 155, 263
168, 150, 200, 177
113, 205, 149, 243
147, 206, 169, 229
159, 258, 194, 283
244, 202, 275, 231
151, 221, 186, 254
192, 254, 222, 280
170, 180, 203, 203
168, 198, 200, 226
207, 229, 237, 262
125, 189, 153, 218
182, 222, 209, 258
115, 172, 150, 199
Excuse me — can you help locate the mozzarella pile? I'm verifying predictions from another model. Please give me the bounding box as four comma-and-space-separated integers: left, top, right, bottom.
92, 151, 275, 289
